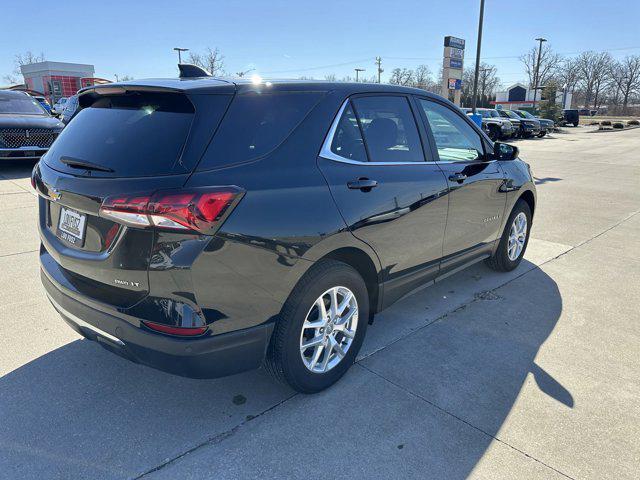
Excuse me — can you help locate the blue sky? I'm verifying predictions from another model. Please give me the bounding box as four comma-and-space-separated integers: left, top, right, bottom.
3, 0, 640, 86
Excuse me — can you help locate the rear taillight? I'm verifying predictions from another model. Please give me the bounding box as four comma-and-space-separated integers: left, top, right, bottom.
99, 187, 243, 233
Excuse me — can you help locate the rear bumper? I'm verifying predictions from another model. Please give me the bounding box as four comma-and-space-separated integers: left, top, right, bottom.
42, 269, 275, 379
0, 147, 48, 160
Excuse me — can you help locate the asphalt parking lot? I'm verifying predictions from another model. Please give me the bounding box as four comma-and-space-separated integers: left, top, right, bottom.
1, 126, 638, 479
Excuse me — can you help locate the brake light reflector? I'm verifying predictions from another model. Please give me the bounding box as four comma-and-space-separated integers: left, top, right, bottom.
99, 187, 243, 233
143, 321, 207, 336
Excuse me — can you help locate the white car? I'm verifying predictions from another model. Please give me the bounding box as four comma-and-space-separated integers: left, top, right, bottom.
51, 97, 68, 115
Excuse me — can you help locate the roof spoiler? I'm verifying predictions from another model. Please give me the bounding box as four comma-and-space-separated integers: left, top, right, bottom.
178, 63, 212, 78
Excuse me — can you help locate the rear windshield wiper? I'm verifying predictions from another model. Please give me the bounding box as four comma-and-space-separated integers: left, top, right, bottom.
61, 157, 114, 173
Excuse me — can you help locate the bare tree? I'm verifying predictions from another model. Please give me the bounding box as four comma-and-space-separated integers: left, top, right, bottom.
576, 51, 613, 108
324, 74, 337, 81
556, 58, 580, 92
2, 50, 46, 84
520, 44, 562, 89
609, 55, 640, 113
412, 65, 432, 89
187, 47, 225, 76
388, 68, 414, 86
461, 63, 500, 107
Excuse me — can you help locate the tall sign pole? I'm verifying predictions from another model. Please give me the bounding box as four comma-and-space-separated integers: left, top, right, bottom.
442, 36, 465, 106
470, 0, 485, 114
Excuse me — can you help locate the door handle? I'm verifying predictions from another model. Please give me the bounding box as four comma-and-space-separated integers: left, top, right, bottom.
448, 173, 467, 183
347, 178, 378, 191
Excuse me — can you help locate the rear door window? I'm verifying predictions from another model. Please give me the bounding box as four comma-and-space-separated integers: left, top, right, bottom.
197, 91, 323, 170
45, 92, 229, 177
330, 103, 367, 162
351, 96, 424, 163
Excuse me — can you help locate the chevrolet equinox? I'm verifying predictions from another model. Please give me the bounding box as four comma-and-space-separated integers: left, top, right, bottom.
33, 68, 536, 393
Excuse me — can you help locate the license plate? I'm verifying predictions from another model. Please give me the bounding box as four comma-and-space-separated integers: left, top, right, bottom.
57, 207, 87, 246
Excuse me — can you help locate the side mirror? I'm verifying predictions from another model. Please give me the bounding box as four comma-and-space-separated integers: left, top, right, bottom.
494, 142, 519, 161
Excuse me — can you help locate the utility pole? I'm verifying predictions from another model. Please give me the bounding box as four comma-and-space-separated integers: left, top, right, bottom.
173, 47, 189, 64
532, 37, 547, 110
375, 56, 383, 83
470, 0, 485, 114
354, 68, 365, 82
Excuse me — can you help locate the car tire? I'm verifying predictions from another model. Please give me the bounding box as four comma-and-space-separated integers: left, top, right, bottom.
537, 131, 546, 138
573, 121, 579, 127
265, 259, 369, 393
485, 199, 532, 272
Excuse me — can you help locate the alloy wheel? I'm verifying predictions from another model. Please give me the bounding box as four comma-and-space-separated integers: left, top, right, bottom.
299, 286, 358, 374
507, 212, 527, 261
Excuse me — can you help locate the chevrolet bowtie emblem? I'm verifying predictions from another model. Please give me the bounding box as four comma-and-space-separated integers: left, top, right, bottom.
50, 188, 62, 201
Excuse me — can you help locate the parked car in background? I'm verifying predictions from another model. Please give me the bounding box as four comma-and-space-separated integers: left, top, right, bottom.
61, 95, 79, 124
578, 108, 597, 116
52, 97, 68, 115
562, 109, 580, 127
33, 77, 536, 393
33, 95, 52, 114
0, 90, 64, 161
498, 109, 540, 138
461, 107, 515, 140
496, 109, 521, 137
513, 110, 554, 137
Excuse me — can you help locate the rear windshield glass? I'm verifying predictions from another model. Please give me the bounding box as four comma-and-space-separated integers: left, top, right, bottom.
0, 95, 46, 115
45, 92, 195, 177
197, 91, 323, 170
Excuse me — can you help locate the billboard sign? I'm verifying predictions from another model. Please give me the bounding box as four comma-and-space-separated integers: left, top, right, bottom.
448, 59, 463, 69
448, 78, 462, 90
449, 47, 464, 59
444, 36, 465, 49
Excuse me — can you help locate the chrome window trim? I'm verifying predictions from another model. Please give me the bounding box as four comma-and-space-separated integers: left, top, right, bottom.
319, 98, 439, 166
319, 97, 497, 166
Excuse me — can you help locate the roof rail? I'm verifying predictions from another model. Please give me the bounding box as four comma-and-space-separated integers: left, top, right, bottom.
178, 63, 212, 78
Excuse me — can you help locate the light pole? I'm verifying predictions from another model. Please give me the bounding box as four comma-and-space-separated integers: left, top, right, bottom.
375, 57, 383, 83
532, 37, 547, 110
354, 68, 365, 82
470, 0, 485, 114
173, 47, 189, 64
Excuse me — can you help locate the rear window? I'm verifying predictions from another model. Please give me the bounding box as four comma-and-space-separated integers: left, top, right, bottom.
197, 91, 323, 170
45, 92, 197, 177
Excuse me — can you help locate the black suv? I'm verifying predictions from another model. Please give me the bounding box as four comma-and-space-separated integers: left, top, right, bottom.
0, 90, 64, 161
461, 107, 516, 140
498, 109, 541, 138
33, 74, 536, 393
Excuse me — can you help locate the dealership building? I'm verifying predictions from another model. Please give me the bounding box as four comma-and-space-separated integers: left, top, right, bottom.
492, 82, 572, 110
19, 61, 96, 103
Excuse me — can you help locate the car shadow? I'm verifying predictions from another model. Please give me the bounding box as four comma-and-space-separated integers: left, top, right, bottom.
534, 176, 563, 185
0, 261, 568, 479
0, 338, 293, 479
